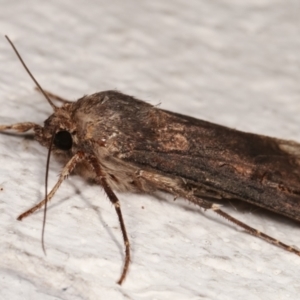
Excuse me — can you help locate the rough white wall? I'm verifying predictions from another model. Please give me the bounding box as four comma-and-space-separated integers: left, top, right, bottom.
0, 1, 300, 299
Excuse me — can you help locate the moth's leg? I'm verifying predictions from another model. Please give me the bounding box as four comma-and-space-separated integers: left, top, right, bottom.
138, 170, 300, 257
0, 122, 40, 133
138, 170, 215, 210
212, 208, 300, 256
35, 87, 73, 103
87, 155, 130, 285
17, 151, 85, 221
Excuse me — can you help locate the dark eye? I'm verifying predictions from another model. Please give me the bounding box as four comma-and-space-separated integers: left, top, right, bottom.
54, 130, 73, 150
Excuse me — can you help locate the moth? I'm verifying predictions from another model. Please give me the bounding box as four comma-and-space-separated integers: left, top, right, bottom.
1, 36, 300, 285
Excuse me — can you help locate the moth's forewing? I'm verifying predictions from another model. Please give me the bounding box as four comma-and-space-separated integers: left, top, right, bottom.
81, 92, 300, 221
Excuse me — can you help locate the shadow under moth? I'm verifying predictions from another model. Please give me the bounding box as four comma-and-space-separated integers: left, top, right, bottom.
1, 36, 300, 284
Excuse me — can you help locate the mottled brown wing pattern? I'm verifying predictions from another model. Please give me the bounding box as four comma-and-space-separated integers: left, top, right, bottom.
114, 106, 300, 221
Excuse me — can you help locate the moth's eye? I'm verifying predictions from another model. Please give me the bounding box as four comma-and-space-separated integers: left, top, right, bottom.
54, 130, 73, 150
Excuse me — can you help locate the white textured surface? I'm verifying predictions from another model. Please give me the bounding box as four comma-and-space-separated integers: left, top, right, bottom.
1, 1, 300, 299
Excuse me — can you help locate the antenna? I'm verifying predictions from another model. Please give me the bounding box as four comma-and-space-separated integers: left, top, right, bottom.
5, 35, 58, 111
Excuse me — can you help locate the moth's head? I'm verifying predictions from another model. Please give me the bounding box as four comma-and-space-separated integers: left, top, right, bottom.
34, 104, 79, 155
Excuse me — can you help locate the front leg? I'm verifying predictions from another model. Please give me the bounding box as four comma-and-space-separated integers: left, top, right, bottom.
17, 151, 85, 220
0, 122, 41, 133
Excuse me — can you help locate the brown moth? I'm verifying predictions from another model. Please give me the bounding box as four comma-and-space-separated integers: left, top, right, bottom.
1, 36, 300, 285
